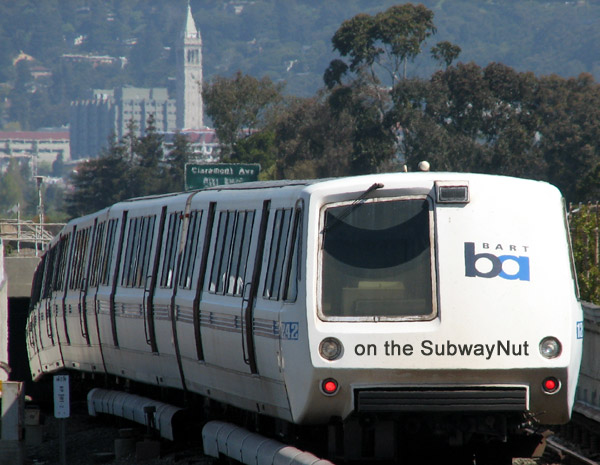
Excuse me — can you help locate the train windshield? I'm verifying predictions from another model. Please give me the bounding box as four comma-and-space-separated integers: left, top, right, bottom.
320, 197, 434, 320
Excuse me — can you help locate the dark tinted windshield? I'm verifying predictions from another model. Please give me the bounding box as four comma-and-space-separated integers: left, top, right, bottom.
320, 198, 433, 319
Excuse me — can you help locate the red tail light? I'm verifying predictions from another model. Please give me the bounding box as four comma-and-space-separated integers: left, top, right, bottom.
542, 377, 560, 393
321, 378, 339, 395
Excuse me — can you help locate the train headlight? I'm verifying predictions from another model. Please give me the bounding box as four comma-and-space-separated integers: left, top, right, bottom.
319, 337, 343, 361
539, 337, 562, 359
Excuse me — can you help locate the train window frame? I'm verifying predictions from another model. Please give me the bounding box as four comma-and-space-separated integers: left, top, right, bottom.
317, 195, 437, 322
208, 210, 255, 296
159, 211, 183, 289
263, 208, 298, 301
42, 246, 57, 298
282, 204, 303, 303
88, 221, 106, 288
121, 215, 157, 288
69, 227, 91, 291
178, 210, 203, 289
54, 234, 71, 292
99, 218, 119, 286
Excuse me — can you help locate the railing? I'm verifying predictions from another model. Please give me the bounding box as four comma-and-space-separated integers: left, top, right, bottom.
0, 220, 64, 256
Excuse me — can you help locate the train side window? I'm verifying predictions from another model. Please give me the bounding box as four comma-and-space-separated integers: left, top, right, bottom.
122, 215, 156, 288
69, 227, 90, 290
42, 247, 57, 298
208, 210, 255, 296
100, 218, 119, 286
54, 234, 71, 292
226, 211, 254, 296
138, 216, 156, 287
209, 212, 229, 293
121, 217, 139, 287
283, 208, 302, 302
30, 254, 46, 307
160, 212, 183, 288
263, 209, 293, 300
179, 210, 203, 289
88, 222, 106, 287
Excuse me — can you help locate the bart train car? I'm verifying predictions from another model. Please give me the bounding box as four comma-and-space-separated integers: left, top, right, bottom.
26, 172, 583, 461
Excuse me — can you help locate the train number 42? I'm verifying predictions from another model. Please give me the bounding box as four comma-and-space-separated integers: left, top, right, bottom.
280, 322, 299, 340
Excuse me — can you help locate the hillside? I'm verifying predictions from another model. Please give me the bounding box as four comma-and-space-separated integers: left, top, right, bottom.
0, 0, 599, 130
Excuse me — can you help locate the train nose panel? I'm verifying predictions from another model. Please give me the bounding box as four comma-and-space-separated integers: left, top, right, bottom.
355, 387, 528, 413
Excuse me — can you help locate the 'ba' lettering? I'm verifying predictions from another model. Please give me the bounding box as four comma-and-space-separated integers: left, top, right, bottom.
464, 242, 530, 281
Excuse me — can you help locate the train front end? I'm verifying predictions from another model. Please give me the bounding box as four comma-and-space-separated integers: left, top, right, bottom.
282, 172, 582, 456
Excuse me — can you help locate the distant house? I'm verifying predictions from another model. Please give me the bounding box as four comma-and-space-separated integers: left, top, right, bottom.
163, 129, 220, 163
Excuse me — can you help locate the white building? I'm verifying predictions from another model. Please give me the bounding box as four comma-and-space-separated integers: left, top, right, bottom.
176, 3, 204, 130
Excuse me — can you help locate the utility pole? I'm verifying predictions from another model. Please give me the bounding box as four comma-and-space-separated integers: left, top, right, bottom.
34, 176, 44, 255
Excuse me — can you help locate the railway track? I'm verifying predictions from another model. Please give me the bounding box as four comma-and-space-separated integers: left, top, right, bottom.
544, 435, 599, 465
540, 402, 600, 465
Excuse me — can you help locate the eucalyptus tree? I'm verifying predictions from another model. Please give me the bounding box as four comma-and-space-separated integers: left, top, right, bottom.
202, 71, 284, 158
324, 3, 437, 89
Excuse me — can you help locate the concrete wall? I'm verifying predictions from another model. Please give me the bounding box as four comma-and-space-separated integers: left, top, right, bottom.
0, 240, 8, 381
4, 257, 39, 299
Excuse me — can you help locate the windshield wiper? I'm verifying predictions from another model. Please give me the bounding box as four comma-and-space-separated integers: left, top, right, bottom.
321, 182, 384, 235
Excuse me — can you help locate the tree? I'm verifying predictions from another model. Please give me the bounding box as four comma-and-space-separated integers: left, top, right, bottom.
431, 41, 461, 69
327, 80, 397, 175
232, 130, 278, 180
66, 138, 129, 217
274, 96, 355, 179
569, 203, 600, 304
131, 114, 165, 197
165, 131, 194, 192
203, 71, 284, 157
0, 159, 27, 215
386, 62, 600, 202
325, 3, 437, 88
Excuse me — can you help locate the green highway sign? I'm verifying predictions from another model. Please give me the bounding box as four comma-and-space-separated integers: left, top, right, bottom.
185, 163, 261, 190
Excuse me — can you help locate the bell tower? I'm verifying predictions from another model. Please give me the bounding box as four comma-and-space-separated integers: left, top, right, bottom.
176, 2, 203, 129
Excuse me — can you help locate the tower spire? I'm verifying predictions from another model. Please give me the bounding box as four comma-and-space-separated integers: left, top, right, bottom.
183, 1, 199, 39
177, 2, 203, 130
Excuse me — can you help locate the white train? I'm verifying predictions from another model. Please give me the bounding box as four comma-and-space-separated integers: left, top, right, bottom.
27, 172, 583, 461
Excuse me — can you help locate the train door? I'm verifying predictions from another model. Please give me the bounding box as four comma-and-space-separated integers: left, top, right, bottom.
85, 218, 109, 374
62, 225, 92, 368
95, 214, 124, 376
27, 256, 46, 379
200, 202, 265, 375
173, 199, 212, 392
38, 248, 56, 354
112, 204, 163, 384
45, 232, 72, 372
252, 201, 303, 381
53, 233, 72, 346
151, 202, 185, 389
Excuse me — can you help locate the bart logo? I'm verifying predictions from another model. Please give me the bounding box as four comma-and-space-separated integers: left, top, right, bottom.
464, 242, 530, 281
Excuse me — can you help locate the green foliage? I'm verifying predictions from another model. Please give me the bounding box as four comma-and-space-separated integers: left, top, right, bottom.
66, 117, 194, 216
387, 62, 600, 201
570, 204, 600, 304
232, 130, 278, 179
2, 0, 600, 130
203, 72, 284, 157
164, 131, 194, 192
327, 4, 439, 87
431, 41, 461, 69
66, 137, 130, 217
